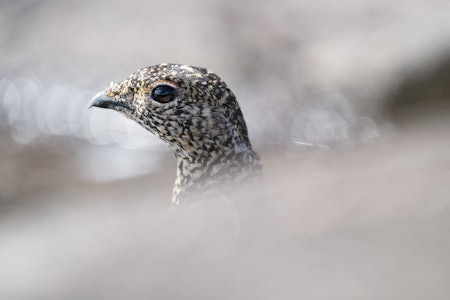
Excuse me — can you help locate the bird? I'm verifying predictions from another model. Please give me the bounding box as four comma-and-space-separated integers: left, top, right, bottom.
90, 63, 262, 207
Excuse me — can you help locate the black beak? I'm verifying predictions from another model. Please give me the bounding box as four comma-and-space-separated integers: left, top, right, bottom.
89, 91, 132, 111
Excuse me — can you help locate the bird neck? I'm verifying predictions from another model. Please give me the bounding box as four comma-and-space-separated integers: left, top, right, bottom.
171, 145, 262, 207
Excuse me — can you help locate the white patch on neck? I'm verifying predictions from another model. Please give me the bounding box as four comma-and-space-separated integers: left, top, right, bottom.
235, 141, 249, 154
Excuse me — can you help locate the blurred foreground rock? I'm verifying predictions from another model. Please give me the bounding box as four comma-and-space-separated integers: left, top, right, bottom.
1, 100, 449, 299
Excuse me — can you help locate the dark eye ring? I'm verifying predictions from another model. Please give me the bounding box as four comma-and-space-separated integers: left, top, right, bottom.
151, 85, 176, 103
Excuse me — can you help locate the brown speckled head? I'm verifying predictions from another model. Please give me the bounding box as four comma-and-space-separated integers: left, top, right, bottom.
91, 63, 262, 206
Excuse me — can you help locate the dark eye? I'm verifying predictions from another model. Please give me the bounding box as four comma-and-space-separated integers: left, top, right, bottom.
151, 85, 176, 103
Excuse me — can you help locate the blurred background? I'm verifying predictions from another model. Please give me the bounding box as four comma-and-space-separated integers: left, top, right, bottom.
1, 0, 449, 299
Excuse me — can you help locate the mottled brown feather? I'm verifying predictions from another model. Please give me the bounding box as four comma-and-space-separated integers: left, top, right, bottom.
91, 63, 262, 207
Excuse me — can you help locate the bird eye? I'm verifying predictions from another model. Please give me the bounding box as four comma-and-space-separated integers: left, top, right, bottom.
151, 85, 176, 103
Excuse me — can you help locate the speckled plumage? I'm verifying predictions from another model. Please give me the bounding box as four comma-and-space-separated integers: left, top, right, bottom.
90, 63, 262, 207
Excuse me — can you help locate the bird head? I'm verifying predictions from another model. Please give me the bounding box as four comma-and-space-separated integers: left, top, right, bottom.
90, 64, 253, 162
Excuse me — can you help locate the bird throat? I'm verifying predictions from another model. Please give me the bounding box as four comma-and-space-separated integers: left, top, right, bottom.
171, 145, 262, 207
